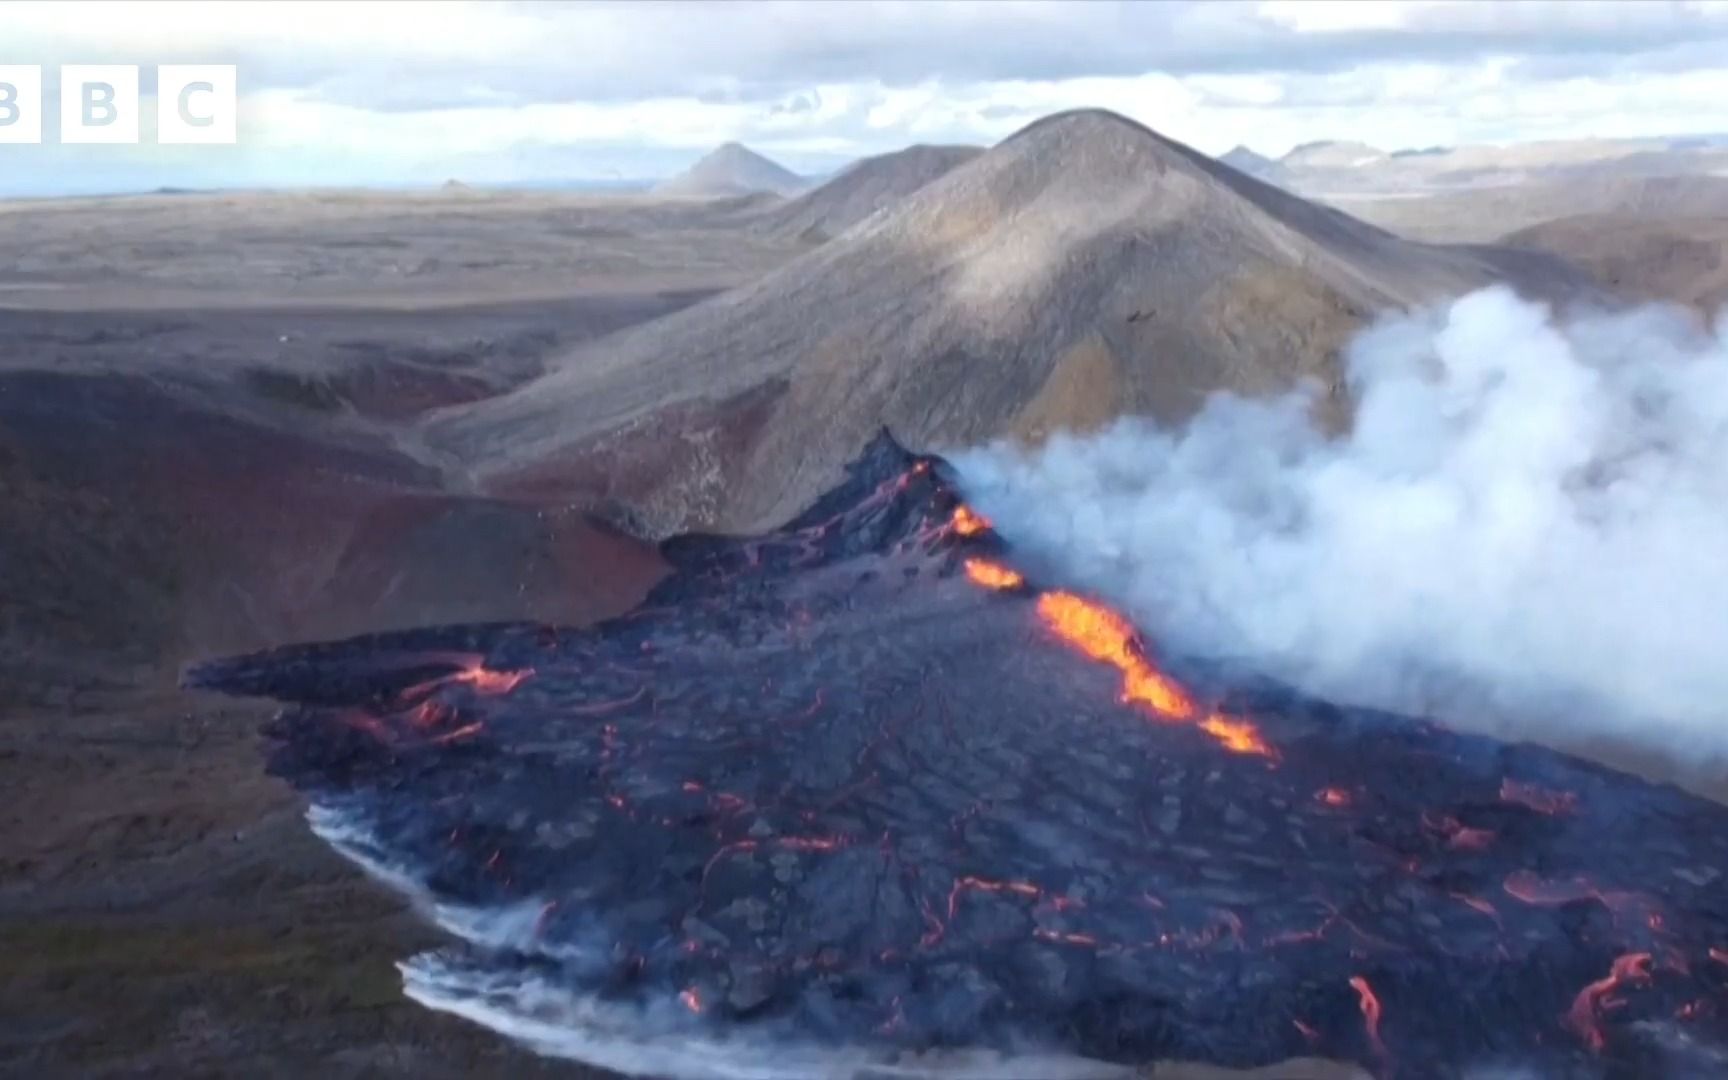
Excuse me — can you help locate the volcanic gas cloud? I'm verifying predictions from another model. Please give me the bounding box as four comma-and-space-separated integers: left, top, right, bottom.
188, 433, 1728, 1079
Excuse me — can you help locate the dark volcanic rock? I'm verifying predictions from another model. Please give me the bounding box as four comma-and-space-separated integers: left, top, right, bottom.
188, 432, 1728, 1078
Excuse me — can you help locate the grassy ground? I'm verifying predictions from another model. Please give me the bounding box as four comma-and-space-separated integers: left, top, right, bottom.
0, 688, 599, 1078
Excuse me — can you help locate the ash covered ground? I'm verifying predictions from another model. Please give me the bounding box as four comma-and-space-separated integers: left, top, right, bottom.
189, 434, 1728, 1079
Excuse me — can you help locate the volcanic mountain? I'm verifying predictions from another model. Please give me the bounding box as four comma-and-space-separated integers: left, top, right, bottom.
1218, 145, 1279, 180
760, 144, 984, 241
429, 109, 1588, 534
1280, 139, 1387, 170
653, 142, 807, 198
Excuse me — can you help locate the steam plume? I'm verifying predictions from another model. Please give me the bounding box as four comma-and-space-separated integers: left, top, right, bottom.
956, 287, 1728, 761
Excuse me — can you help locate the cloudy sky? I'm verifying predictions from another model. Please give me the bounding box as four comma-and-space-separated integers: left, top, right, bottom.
5, 0, 1728, 196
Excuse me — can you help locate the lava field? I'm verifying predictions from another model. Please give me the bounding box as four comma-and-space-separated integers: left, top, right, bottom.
187, 433, 1728, 1078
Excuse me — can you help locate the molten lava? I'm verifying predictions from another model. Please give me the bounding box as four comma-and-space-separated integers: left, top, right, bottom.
962, 558, 1024, 591
1349, 975, 1388, 1062
454, 664, 532, 695
1567, 953, 1653, 1052
1034, 590, 1270, 756
402, 654, 533, 699
947, 875, 1041, 917
950, 505, 991, 537
1035, 591, 1193, 713
1199, 713, 1273, 757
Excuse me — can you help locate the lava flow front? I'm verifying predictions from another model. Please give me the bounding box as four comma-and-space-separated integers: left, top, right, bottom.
187, 433, 1728, 1079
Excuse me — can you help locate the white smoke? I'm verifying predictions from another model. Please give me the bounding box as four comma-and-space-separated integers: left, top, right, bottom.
956, 287, 1728, 763
403, 954, 1133, 1080
311, 801, 1128, 1080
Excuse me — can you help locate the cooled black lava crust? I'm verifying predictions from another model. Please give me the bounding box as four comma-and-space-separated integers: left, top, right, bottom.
189, 433, 1728, 1078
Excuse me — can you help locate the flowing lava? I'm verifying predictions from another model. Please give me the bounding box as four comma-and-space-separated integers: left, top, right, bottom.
1199, 714, 1272, 757
186, 434, 1728, 1079
950, 505, 991, 536
962, 558, 1023, 590
402, 654, 534, 699
1568, 953, 1653, 1052
1033, 590, 1271, 757
1349, 975, 1388, 1064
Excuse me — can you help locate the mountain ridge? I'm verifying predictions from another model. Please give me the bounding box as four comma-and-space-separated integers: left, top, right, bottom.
759, 143, 984, 241
429, 108, 1591, 534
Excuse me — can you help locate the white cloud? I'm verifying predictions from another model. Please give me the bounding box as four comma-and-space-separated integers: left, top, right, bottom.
2, 0, 1727, 194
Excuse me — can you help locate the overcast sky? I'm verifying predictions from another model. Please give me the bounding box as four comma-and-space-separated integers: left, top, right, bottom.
5, 0, 1728, 196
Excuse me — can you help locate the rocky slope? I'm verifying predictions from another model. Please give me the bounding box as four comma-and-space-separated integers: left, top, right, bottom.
758, 143, 982, 241
431, 109, 1589, 534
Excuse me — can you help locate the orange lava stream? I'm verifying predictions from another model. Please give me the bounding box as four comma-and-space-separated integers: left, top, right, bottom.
1036, 592, 1196, 714
963, 558, 1024, 590
1349, 975, 1388, 1061
950, 505, 991, 536
402, 655, 533, 699
1199, 714, 1271, 756
1567, 952, 1652, 1052
946, 875, 1042, 920
1034, 590, 1272, 757
454, 665, 533, 695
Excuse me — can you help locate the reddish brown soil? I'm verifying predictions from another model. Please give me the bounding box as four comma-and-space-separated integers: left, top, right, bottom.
0, 300, 674, 1077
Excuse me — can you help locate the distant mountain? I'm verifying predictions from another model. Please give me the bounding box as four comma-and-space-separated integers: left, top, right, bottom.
1280, 140, 1387, 169
431, 109, 1587, 535
653, 142, 807, 198
1275, 135, 1728, 198
1218, 145, 1278, 179
760, 144, 983, 241
1326, 173, 1728, 243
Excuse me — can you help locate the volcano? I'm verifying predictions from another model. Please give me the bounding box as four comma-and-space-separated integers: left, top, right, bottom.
655, 143, 809, 199
431, 110, 1592, 537
760, 144, 984, 242
187, 434, 1728, 1078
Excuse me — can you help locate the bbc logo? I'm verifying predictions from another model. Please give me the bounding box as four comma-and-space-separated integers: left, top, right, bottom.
0, 65, 237, 145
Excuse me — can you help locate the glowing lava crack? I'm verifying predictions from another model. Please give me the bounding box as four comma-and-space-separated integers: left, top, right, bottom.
187, 432, 1728, 1079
